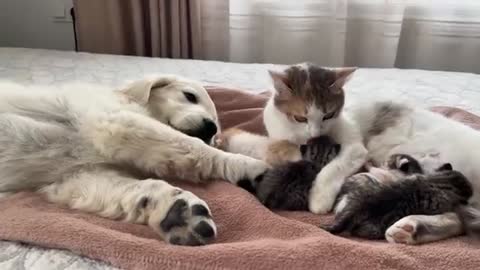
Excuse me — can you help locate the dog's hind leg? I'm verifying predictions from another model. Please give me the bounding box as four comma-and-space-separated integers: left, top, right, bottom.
40, 167, 217, 246
0, 113, 92, 192
80, 110, 268, 185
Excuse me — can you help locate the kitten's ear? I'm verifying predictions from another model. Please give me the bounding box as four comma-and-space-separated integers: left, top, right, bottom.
300, 144, 308, 156
330, 67, 357, 92
438, 163, 453, 171
397, 157, 411, 173
269, 70, 291, 96
334, 144, 341, 153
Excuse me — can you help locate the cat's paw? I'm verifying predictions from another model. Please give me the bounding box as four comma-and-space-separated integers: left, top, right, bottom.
308, 175, 339, 214
385, 216, 419, 245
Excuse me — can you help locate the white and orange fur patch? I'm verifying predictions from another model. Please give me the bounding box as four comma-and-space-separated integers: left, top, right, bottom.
215, 128, 301, 166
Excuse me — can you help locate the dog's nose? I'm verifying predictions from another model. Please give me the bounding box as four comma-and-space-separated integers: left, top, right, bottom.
182, 118, 218, 144
201, 118, 218, 142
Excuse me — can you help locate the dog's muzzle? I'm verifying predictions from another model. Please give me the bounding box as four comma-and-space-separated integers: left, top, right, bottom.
184, 118, 218, 144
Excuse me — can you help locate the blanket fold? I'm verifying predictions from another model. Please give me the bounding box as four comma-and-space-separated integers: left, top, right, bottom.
0, 86, 479, 270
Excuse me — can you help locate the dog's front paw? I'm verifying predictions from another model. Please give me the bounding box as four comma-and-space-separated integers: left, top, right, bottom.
155, 191, 217, 246
222, 152, 269, 182
246, 158, 269, 182
234, 157, 269, 191
133, 180, 217, 246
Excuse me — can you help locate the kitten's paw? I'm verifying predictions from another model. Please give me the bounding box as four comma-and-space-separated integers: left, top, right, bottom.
385, 216, 419, 245
308, 179, 337, 214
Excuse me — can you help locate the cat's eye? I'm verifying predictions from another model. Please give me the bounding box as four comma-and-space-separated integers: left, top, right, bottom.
293, 115, 308, 123
183, 92, 198, 104
322, 111, 335, 121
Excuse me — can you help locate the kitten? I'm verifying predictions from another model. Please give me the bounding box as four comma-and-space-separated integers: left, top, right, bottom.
251, 136, 470, 241
254, 136, 340, 210
325, 156, 472, 240
333, 154, 426, 214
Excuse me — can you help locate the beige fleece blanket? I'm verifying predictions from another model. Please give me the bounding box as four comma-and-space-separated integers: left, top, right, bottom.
0, 86, 479, 270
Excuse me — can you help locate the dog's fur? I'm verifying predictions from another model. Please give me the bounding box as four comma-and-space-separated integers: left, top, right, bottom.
0, 75, 268, 246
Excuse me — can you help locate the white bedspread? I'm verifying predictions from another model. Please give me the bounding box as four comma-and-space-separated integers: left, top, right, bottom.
0, 47, 479, 269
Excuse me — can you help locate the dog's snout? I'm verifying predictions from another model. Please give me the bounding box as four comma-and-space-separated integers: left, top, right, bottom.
202, 118, 217, 141
181, 118, 218, 144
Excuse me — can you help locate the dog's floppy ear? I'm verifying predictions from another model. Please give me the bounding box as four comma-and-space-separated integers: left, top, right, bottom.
120, 75, 177, 105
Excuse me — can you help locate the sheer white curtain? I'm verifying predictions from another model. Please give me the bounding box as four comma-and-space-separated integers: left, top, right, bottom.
200, 0, 480, 73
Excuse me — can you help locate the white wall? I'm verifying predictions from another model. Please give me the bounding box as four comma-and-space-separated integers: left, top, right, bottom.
0, 0, 75, 51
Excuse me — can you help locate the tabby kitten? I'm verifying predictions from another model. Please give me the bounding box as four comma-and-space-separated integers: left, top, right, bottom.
254, 136, 340, 210
325, 156, 472, 240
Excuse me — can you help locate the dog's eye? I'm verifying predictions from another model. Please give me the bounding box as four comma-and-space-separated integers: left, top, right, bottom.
322, 111, 335, 121
183, 92, 198, 104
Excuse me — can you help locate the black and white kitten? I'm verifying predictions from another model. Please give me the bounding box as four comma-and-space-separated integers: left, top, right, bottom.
254, 136, 340, 210
324, 155, 472, 239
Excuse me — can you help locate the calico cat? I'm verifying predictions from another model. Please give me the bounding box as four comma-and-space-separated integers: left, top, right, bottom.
221, 62, 480, 244
325, 155, 472, 240
263, 63, 366, 214
254, 136, 340, 210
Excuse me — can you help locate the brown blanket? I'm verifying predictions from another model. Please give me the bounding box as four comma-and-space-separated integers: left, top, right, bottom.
0, 86, 479, 270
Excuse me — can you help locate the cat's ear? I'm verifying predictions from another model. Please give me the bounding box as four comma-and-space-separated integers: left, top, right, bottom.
329, 67, 357, 92
269, 70, 292, 96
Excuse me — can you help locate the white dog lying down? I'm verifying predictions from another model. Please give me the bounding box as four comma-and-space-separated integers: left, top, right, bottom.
0, 75, 268, 246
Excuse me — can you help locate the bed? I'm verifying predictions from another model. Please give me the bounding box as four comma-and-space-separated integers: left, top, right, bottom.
1, 47, 480, 270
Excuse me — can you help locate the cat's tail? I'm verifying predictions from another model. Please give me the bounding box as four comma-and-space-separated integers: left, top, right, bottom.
456, 205, 480, 237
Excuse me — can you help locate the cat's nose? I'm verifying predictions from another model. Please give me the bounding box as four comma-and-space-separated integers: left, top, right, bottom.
308, 125, 324, 137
